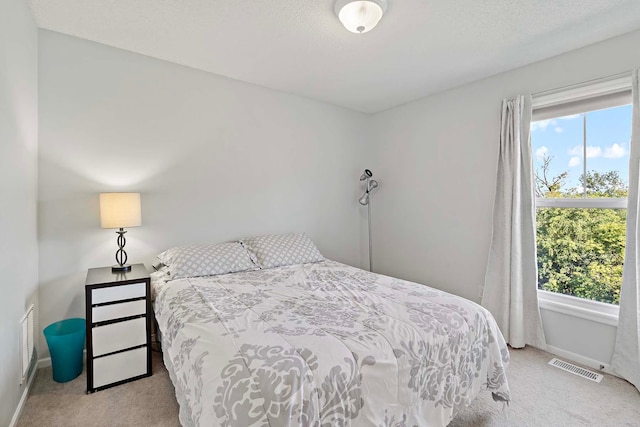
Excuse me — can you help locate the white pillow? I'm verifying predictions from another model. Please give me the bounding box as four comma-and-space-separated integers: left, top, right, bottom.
157, 242, 258, 279
240, 233, 324, 269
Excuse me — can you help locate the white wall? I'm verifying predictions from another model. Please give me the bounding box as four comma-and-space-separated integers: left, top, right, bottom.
0, 0, 39, 424
368, 29, 640, 366
37, 30, 369, 357
36, 23, 640, 369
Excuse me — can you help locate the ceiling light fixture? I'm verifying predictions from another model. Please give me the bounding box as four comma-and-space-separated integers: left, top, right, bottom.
335, 0, 387, 34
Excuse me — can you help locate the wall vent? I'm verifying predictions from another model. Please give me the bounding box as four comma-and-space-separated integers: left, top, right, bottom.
20, 305, 34, 384
548, 358, 603, 383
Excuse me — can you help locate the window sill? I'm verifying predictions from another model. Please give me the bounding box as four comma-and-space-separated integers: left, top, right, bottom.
537, 290, 619, 327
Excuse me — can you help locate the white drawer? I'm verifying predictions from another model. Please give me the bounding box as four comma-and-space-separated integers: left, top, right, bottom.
92, 300, 146, 323
93, 347, 147, 388
92, 317, 147, 356
92, 282, 146, 305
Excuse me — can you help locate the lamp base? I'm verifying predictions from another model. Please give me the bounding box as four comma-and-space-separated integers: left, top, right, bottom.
112, 264, 132, 273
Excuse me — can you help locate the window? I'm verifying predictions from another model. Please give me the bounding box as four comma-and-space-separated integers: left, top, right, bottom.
531, 76, 632, 305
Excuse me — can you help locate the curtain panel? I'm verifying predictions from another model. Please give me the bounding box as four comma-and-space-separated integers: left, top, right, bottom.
482, 95, 546, 349
612, 70, 640, 390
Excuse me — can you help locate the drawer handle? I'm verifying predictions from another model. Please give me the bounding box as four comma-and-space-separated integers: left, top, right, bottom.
92, 296, 146, 308
92, 314, 147, 328
93, 344, 148, 359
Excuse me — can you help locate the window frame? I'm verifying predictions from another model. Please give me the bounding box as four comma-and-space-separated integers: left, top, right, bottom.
531, 73, 632, 319
535, 198, 627, 209
532, 74, 632, 114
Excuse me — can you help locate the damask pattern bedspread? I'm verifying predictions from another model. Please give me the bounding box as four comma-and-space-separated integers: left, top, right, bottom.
152, 260, 510, 427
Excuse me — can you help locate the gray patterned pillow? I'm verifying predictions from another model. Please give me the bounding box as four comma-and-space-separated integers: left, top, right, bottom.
157, 242, 258, 279
240, 233, 324, 269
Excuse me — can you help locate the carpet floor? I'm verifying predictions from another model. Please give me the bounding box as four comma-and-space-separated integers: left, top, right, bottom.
16, 347, 640, 426
449, 347, 640, 426
17, 351, 180, 427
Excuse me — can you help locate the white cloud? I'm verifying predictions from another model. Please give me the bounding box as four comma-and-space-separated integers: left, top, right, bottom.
586, 146, 602, 158
568, 156, 581, 167
532, 114, 580, 132
535, 146, 548, 161
604, 143, 626, 159
567, 145, 602, 158
531, 119, 555, 132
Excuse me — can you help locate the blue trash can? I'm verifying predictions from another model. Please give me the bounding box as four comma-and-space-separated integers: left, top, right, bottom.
43, 318, 86, 383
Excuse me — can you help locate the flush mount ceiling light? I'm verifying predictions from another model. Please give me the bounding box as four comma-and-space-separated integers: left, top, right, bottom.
335, 0, 388, 34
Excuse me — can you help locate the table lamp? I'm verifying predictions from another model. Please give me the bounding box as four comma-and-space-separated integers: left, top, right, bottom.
99, 193, 141, 272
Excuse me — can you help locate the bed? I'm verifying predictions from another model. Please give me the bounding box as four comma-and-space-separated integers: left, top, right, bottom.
152, 236, 510, 427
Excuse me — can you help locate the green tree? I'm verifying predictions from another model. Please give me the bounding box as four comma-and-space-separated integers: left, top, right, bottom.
535, 156, 627, 304
583, 170, 627, 197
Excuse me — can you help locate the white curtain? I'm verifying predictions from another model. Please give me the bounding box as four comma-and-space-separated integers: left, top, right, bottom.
612, 70, 640, 390
482, 95, 546, 349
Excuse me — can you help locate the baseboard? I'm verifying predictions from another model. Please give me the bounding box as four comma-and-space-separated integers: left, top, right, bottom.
38, 350, 87, 369
37, 356, 52, 369
9, 360, 38, 427
544, 344, 620, 378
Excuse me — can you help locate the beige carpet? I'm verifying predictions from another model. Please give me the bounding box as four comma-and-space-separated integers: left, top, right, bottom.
450, 347, 640, 427
17, 347, 640, 426
17, 351, 180, 427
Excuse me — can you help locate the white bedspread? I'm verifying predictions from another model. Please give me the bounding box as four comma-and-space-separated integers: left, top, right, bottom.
153, 260, 510, 427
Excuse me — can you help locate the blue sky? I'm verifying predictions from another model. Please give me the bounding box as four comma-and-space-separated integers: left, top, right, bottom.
531, 104, 632, 193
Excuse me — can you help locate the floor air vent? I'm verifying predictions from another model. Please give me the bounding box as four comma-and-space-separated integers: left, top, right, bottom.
548, 358, 603, 383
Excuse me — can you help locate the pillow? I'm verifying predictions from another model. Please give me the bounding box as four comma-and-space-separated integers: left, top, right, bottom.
151, 260, 165, 271
157, 242, 258, 279
240, 233, 324, 269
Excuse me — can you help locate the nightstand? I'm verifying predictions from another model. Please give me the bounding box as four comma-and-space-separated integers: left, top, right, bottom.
85, 263, 152, 393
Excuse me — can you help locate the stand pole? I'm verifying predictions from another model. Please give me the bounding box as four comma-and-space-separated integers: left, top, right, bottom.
368, 197, 373, 272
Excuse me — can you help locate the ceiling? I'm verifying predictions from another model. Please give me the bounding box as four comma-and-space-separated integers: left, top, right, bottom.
28, 0, 640, 113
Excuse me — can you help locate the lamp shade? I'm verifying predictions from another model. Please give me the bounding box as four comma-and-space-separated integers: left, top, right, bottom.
335, 0, 387, 34
99, 193, 142, 229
